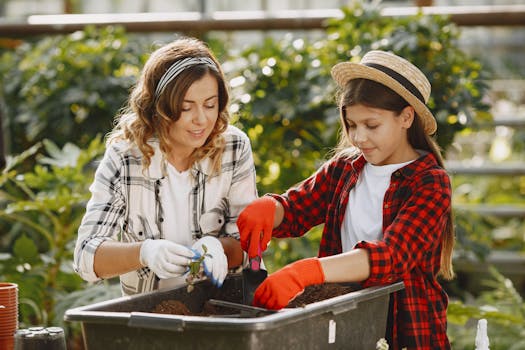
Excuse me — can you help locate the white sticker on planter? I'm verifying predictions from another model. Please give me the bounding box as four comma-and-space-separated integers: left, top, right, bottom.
328, 319, 336, 344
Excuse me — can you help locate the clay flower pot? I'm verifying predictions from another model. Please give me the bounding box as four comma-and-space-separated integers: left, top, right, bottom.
0, 283, 18, 350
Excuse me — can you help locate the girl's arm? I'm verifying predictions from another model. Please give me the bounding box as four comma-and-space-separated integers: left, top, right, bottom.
320, 248, 370, 283
251, 249, 370, 310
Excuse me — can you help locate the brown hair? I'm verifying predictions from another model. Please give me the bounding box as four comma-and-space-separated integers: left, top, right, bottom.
107, 37, 229, 175
336, 79, 454, 280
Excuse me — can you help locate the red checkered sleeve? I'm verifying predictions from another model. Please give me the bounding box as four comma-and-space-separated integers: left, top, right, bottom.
270, 159, 341, 239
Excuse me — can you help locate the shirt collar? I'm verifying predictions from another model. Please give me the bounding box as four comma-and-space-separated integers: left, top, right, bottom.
146, 141, 214, 179
350, 151, 439, 178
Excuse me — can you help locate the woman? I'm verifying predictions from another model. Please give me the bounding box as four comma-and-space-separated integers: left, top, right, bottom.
74, 37, 257, 295
237, 50, 454, 349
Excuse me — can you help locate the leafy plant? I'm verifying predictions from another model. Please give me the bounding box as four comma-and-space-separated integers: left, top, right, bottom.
448, 267, 525, 349
0, 137, 106, 326
186, 244, 212, 293
0, 25, 149, 155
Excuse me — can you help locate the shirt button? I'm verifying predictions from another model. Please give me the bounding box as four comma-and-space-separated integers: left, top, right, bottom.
159, 218, 164, 222
384, 204, 389, 209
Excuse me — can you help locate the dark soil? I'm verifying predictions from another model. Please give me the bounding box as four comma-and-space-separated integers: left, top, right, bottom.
287, 283, 356, 308
153, 299, 238, 316
152, 282, 357, 316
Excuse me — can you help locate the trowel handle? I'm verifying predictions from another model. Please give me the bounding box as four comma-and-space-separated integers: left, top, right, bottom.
249, 242, 262, 271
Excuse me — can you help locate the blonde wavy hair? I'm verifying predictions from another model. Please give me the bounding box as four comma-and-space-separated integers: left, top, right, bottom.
335, 79, 455, 280
107, 37, 229, 175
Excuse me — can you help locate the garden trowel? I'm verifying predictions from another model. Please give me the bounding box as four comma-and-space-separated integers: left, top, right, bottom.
242, 244, 267, 305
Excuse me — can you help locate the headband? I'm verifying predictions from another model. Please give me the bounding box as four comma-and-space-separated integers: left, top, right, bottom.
154, 56, 219, 100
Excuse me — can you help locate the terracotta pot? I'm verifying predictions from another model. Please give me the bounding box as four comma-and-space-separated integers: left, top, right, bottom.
0, 336, 15, 350
0, 283, 18, 350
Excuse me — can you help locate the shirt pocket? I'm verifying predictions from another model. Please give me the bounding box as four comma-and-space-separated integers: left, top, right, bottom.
123, 215, 159, 242
199, 210, 226, 236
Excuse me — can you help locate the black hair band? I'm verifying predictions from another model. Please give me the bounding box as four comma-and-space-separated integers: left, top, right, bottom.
364, 62, 425, 104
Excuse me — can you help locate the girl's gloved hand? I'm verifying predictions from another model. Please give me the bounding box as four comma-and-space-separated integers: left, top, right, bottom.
192, 236, 228, 287
237, 196, 277, 259
253, 258, 325, 310
139, 239, 195, 279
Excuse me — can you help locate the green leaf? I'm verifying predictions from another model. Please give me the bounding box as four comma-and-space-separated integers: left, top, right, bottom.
13, 234, 39, 261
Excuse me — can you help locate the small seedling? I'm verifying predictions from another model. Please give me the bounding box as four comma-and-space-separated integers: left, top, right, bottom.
186, 244, 213, 293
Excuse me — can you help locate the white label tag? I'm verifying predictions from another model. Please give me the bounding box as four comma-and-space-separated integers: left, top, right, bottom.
328, 319, 336, 344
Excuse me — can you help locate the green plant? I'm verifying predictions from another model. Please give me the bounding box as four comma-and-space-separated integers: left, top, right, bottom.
453, 173, 525, 258
447, 267, 525, 349
0, 25, 149, 155
0, 137, 106, 326
186, 244, 212, 292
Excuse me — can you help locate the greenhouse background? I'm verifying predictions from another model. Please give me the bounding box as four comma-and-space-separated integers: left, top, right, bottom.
0, 0, 524, 349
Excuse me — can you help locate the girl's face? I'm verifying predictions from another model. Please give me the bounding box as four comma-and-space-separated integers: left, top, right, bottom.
168, 72, 219, 156
344, 104, 417, 165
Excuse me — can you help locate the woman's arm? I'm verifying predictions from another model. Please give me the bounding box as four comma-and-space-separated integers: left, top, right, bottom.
93, 241, 143, 279
74, 145, 127, 282
218, 237, 244, 268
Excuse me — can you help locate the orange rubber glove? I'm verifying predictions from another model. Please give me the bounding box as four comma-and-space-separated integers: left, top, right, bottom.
237, 196, 277, 259
253, 258, 325, 310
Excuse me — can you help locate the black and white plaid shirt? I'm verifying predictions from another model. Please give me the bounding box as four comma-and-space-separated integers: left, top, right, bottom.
74, 125, 257, 295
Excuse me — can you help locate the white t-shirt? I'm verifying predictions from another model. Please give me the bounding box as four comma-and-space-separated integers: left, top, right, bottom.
159, 164, 193, 289
341, 160, 414, 252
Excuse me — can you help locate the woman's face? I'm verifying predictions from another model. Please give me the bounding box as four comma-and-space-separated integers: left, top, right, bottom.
168, 72, 219, 156
344, 104, 416, 165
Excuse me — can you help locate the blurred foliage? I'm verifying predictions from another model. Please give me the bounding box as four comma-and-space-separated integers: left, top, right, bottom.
448, 267, 525, 349
0, 137, 120, 329
452, 173, 525, 256
0, 25, 149, 155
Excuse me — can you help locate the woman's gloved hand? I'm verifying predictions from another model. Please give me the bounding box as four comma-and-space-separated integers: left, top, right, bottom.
237, 196, 277, 258
192, 236, 228, 287
139, 239, 195, 279
253, 258, 325, 310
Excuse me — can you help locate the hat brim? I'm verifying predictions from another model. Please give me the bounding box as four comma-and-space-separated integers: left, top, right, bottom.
331, 62, 437, 135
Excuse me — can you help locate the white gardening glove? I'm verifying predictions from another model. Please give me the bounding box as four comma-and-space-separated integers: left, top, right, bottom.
192, 236, 228, 287
140, 239, 195, 279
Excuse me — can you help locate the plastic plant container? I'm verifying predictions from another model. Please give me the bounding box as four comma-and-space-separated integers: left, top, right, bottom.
65, 274, 403, 350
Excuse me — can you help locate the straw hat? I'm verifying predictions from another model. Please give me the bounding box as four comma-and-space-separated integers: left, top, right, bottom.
331, 50, 437, 135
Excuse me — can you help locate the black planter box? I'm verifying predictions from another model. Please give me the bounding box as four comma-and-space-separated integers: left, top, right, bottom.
65, 274, 403, 350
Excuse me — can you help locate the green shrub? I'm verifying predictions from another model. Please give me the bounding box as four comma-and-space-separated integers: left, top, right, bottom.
447, 267, 525, 349
0, 26, 149, 154
0, 137, 120, 327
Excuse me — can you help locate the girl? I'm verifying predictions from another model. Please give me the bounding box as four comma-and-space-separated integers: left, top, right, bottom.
74, 37, 257, 295
237, 50, 454, 349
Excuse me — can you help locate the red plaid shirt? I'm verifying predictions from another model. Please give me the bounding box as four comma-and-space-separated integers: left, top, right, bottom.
271, 152, 451, 350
